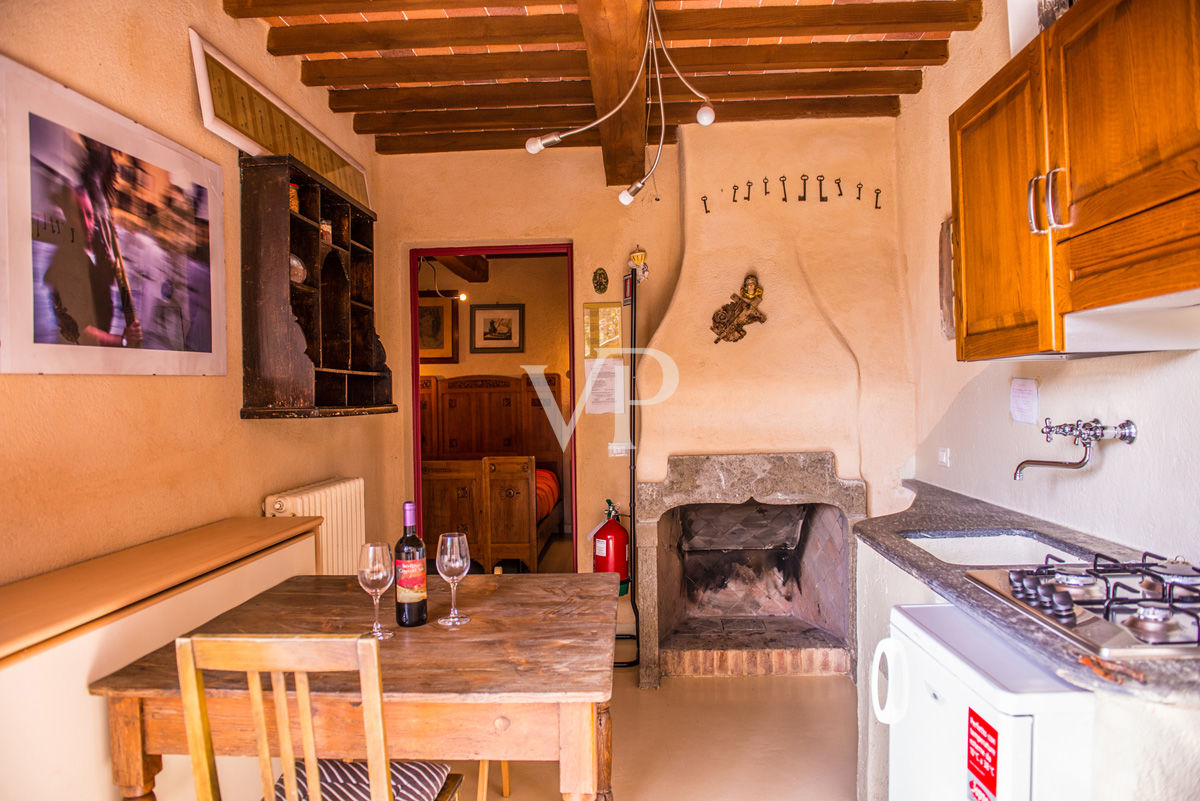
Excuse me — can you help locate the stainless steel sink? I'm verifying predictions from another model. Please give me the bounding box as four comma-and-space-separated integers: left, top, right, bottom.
900, 529, 1076, 566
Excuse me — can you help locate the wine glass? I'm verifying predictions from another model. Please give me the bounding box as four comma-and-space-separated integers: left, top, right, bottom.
358, 542, 395, 640
436, 532, 471, 627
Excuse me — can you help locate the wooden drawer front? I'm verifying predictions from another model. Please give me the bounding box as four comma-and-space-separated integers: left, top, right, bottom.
143, 696, 561, 761
1057, 189, 1200, 313
1047, 0, 1200, 238
951, 40, 1056, 359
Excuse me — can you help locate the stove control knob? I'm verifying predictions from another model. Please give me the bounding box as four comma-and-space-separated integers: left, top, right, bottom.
1036, 583, 1057, 608
1051, 590, 1076, 624
1008, 569, 1027, 591
1021, 575, 1041, 600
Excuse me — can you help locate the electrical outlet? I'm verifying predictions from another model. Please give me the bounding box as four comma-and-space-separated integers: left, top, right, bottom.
937, 448, 952, 468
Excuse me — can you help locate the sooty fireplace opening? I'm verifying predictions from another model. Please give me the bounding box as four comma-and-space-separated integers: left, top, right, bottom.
664, 500, 850, 646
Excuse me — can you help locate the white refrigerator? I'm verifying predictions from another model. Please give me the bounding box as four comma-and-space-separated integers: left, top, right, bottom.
870, 604, 1093, 801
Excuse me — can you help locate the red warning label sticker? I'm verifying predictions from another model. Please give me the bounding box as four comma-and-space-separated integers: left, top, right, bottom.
967, 708, 998, 801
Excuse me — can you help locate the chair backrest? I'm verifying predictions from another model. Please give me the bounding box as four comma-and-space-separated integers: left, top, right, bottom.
175, 633, 392, 801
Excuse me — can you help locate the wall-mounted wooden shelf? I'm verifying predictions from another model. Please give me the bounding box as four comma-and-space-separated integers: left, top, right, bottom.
240, 155, 395, 418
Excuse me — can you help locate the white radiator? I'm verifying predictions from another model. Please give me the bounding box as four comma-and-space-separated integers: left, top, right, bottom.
264, 477, 365, 575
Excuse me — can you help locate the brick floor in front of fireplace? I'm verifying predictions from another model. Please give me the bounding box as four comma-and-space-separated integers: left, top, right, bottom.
659, 616, 850, 677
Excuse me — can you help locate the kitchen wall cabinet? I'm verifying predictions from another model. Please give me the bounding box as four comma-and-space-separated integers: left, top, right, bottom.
950, 0, 1200, 360
240, 156, 395, 417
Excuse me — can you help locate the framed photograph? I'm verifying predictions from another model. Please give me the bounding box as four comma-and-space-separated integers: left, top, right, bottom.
0, 54, 225, 375
470, 304, 524, 354
418, 291, 458, 364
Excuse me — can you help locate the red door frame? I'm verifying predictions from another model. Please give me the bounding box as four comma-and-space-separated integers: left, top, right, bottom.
408, 243, 578, 571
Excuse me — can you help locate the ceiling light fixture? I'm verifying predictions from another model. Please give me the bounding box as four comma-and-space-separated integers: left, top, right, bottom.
524, 0, 714, 204
420, 257, 467, 302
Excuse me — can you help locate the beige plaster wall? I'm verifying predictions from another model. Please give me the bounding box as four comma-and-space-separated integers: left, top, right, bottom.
0, 1, 405, 584
418, 256, 570, 380
636, 119, 916, 517
375, 146, 684, 568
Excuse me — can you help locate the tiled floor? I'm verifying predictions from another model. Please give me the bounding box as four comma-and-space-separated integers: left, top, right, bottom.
447, 670, 858, 801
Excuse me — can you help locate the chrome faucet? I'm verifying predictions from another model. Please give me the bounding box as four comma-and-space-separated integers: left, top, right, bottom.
1013, 418, 1137, 480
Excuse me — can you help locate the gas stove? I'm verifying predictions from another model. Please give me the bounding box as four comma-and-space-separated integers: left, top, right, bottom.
966, 552, 1200, 659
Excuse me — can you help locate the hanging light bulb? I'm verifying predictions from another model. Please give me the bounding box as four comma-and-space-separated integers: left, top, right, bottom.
696, 102, 716, 126
458, 291, 467, 301
525, 133, 562, 154
618, 180, 645, 206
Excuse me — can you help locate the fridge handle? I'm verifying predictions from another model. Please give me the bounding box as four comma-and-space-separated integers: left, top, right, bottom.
870, 637, 908, 725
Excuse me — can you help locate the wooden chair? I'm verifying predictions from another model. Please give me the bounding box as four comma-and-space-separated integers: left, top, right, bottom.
175, 633, 463, 801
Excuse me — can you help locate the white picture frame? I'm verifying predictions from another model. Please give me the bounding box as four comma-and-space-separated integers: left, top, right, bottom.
0, 53, 226, 375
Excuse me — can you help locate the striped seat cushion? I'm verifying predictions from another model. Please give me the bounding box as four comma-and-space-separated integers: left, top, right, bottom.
272, 758, 451, 801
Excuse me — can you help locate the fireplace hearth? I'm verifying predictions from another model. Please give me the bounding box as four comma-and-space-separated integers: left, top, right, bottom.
635, 452, 866, 688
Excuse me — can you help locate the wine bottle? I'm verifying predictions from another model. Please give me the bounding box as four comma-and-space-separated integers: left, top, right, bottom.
395, 501, 427, 627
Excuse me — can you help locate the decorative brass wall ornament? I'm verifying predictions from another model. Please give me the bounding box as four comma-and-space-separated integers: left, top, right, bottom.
711, 273, 766, 343
592, 267, 609, 294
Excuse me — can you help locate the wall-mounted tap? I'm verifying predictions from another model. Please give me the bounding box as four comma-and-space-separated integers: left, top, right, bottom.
1013, 418, 1137, 480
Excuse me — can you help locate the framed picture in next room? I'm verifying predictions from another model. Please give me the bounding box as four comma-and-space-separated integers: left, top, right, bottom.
470, 304, 524, 354
417, 291, 458, 364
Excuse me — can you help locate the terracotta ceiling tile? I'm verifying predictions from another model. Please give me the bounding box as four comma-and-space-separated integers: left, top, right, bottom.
746, 36, 783, 45
403, 8, 449, 19
304, 52, 344, 61
452, 45, 491, 54
883, 31, 922, 40
343, 49, 384, 57
719, 0, 764, 8
488, 44, 523, 53
833, 0, 879, 4
520, 42, 563, 51
922, 31, 952, 38
778, 34, 815, 44
321, 12, 365, 23
525, 4, 565, 14
412, 46, 456, 55
708, 36, 752, 45
378, 49, 416, 58
445, 7, 488, 17
485, 6, 529, 15
811, 33, 851, 42
280, 14, 325, 24
264, 16, 285, 26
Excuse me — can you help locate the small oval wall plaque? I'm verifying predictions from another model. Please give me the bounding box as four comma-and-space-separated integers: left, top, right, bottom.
592, 267, 609, 294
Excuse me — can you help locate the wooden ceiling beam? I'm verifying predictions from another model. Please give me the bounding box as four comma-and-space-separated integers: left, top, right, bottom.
334, 70, 921, 114
357, 94, 898, 136
265, 1, 977, 57
356, 105, 596, 134
375, 127, 676, 155
575, 0, 649, 186
224, 0, 493, 16
267, 15, 583, 56
436, 255, 489, 283
301, 41, 947, 87
302, 50, 589, 86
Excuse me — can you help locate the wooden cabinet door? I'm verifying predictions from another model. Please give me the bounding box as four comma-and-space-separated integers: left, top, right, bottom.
420, 461, 488, 567
1046, 0, 1200, 312
950, 39, 1057, 359
480, 389, 520, 455
439, 391, 478, 458
483, 457, 538, 572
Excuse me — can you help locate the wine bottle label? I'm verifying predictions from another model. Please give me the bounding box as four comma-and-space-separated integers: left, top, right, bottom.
396, 558, 427, 602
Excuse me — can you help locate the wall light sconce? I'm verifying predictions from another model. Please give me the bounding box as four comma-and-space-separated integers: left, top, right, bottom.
420, 257, 467, 302
523, 0, 714, 205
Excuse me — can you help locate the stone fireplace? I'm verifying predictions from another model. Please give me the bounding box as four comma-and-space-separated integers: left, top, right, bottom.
635, 452, 865, 688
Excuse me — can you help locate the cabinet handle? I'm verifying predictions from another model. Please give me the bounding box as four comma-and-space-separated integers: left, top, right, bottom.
1027, 174, 1049, 234
870, 637, 908, 725
1046, 167, 1071, 230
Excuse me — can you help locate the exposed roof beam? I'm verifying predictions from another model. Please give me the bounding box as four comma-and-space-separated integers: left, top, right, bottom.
334, 71, 921, 115
225, 0, 498, 16
436, 255, 489, 282
267, 1, 978, 57
357, 94, 899, 135
575, 0, 649, 186
374, 127, 677, 155
302, 40, 947, 87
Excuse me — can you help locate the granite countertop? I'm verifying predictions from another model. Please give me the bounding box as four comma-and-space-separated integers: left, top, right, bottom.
855, 480, 1200, 706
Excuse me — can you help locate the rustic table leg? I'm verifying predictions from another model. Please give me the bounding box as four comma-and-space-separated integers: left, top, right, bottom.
108, 697, 163, 800
559, 702, 598, 801
594, 701, 613, 801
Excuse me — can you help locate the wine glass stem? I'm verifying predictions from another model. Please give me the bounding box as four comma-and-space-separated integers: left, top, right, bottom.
372, 593, 382, 632
450, 581, 459, 618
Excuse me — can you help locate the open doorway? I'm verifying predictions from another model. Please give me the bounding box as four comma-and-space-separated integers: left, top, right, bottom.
409, 244, 576, 574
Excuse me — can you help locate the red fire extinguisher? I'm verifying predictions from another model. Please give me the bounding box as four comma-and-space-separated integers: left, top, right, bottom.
591, 499, 630, 596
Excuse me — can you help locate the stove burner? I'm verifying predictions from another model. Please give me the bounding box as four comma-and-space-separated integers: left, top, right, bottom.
1053, 568, 1097, 587
1122, 601, 1181, 644
1148, 560, 1200, 586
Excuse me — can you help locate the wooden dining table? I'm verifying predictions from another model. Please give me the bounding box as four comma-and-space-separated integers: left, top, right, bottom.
89, 572, 618, 801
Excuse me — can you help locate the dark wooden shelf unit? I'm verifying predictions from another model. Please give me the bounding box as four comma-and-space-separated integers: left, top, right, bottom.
240, 155, 395, 419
